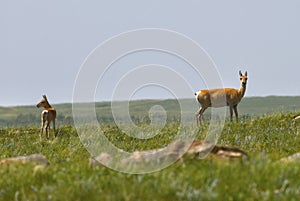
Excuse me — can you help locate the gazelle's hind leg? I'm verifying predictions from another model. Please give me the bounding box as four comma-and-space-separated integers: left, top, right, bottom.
40, 110, 48, 140
45, 121, 50, 139
195, 106, 207, 126
195, 107, 201, 125
40, 120, 45, 140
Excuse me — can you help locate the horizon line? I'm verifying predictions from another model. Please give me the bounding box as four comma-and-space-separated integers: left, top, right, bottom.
1, 95, 300, 108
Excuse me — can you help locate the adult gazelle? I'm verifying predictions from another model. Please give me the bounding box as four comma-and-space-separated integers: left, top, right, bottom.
195, 71, 248, 125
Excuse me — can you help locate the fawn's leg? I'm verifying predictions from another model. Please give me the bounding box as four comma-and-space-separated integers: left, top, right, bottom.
40, 120, 45, 140
46, 122, 50, 139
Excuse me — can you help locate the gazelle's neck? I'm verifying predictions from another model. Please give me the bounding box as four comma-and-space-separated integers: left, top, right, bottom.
238, 84, 246, 99
44, 102, 52, 109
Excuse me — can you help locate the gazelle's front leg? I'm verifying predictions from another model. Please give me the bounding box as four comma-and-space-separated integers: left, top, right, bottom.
53, 120, 57, 137
233, 105, 238, 122
229, 105, 233, 121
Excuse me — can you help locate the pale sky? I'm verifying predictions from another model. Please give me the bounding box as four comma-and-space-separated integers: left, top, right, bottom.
1, 0, 300, 106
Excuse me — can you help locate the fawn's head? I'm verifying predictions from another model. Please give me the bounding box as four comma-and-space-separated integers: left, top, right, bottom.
36, 95, 49, 108
239, 71, 248, 87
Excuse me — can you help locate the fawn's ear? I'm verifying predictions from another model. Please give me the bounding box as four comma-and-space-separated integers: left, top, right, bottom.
239, 70, 242, 76
244, 71, 248, 76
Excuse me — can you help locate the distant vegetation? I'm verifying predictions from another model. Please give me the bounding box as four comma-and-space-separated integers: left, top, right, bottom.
0, 96, 299, 127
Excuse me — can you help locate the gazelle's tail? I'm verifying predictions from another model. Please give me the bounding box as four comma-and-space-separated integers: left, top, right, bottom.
194, 91, 201, 101
194, 91, 201, 97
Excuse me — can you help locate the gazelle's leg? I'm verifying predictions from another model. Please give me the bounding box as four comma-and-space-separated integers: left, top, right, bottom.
53, 120, 57, 137
40, 120, 45, 134
229, 106, 233, 121
199, 107, 207, 125
233, 105, 238, 122
40, 119, 45, 140
195, 107, 202, 125
196, 107, 207, 125
46, 122, 50, 139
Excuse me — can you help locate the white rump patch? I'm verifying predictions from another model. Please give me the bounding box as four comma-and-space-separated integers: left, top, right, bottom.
194, 91, 201, 99
42, 110, 49, 119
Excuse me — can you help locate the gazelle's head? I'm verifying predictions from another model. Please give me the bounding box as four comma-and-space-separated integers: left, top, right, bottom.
239, 71, 248, 87
36, 95, 49, 108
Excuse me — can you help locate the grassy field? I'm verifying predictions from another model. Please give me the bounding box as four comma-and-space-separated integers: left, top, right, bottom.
0, 97, 300, 200
0, 111, 300, 200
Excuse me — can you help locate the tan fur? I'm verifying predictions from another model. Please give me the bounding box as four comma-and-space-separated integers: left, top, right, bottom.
195, 71, 248, 124
36, 95, 57, 139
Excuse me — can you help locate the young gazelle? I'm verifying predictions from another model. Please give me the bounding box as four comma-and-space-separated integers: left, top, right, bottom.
195, 71, 248, 124
36, 95, 57, 139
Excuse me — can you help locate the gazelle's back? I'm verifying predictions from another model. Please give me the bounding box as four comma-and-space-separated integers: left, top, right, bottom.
196, 88, 240, 108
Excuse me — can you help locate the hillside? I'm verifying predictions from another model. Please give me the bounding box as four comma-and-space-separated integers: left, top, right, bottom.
0, 96, 299, 127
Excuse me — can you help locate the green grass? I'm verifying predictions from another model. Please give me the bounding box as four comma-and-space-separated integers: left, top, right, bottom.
0, 113, 299, 201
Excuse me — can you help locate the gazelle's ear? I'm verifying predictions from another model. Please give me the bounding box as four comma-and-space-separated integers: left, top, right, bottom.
43, 95, 47, 99
244, 71, 248, 76
239, 70, 242, 76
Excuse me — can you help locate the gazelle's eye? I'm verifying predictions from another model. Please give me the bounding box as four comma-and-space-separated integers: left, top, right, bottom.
240, 78, 242, 80
246, 78, 248, 80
